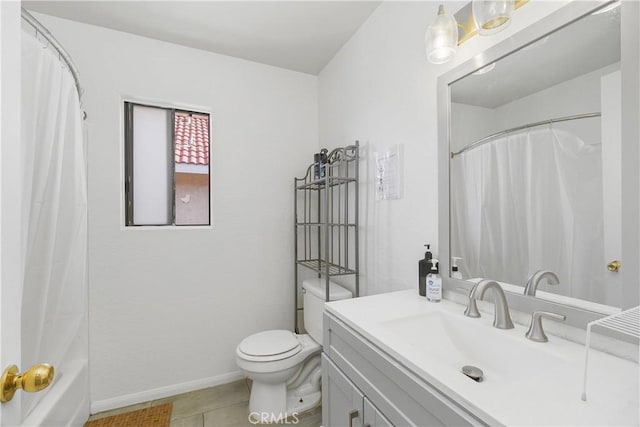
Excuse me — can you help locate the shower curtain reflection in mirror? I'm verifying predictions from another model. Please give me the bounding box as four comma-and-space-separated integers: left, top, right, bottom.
451, 127, 605, 304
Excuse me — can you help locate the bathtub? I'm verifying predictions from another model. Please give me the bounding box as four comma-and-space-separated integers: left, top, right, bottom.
21, 359, 90, 427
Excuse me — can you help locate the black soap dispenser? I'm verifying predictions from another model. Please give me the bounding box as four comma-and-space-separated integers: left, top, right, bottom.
418, 244, 433, 296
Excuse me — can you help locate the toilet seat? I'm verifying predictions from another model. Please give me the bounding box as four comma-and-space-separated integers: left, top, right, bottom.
237, 330, 302, 362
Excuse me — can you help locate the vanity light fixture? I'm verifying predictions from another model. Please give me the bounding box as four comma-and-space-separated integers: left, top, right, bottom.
472, 0, 515, 35
425, 4, 459, 65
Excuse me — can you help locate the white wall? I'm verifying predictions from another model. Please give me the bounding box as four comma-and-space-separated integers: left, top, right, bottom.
450, 103, 495, 152
492, 64, 618, 145
493, 64, 616, 131
318, 1, 569, 297
452, 63, 619, 151
33, 13, 318, 411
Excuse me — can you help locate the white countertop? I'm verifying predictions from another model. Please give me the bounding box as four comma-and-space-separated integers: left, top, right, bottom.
326, 290, 639, 426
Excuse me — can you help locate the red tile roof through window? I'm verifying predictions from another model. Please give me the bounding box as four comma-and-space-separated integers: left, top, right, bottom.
175, 112, 209, 165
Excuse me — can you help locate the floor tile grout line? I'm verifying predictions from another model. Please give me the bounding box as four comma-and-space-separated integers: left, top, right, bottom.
170, 399, 250, 423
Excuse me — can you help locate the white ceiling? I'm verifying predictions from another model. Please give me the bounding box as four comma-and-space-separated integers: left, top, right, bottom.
23, 1, 382, 75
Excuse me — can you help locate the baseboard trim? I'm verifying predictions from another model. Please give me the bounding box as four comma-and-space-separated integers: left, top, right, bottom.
90, 370, 245, 414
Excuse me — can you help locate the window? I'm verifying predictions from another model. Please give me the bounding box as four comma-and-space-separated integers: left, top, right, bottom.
124, 102, 210, 226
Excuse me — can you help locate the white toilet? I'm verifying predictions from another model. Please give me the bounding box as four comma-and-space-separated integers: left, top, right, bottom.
236, 278, 352, 419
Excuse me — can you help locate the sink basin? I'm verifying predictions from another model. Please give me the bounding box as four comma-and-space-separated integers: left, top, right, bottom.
376, 307, 569, 383
326, 290, 639, 426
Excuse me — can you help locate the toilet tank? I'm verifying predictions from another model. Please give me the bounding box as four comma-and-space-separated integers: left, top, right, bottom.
302, 278, 352, 345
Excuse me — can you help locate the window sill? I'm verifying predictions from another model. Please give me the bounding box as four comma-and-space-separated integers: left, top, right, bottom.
121, 225, 213, 231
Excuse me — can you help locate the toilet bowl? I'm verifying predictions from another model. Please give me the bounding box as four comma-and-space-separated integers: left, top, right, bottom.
235, 279, 352, 418
236, 331, 321, 417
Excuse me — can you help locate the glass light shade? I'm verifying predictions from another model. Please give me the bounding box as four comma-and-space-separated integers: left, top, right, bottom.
472, 0, 514, 36
425, 5, 459, 65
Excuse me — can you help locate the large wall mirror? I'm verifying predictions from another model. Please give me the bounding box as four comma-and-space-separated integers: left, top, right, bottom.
438, 1, 639, 325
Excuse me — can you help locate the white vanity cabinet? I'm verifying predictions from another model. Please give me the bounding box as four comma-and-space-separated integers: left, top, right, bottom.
364, 397, 394, 427
322, 355, 393, 427
322, 311, 490, 427
322, 354, 363, 427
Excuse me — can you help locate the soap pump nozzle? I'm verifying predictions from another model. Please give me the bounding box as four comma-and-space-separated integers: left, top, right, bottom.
424, 244, 432, 261
451, 257, 463, 279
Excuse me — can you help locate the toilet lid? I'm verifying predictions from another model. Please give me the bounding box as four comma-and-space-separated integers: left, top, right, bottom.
238, 330, 301, 358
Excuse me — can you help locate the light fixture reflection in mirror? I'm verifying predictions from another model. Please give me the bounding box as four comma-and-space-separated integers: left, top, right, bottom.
472, 0, 514, 35
425, 4, 458, 64
472, 62, 495, 75
591, 1, 620, 16
521, 35, 550, 52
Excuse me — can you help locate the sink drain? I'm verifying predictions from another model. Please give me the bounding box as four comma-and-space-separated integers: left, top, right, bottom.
461, 365, 483, 382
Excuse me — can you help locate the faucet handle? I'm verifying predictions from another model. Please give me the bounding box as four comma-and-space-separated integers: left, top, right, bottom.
449, 286, 481, 318
525, 311, 566, 343
462, 285, 480, 318
463, 292, 480, 318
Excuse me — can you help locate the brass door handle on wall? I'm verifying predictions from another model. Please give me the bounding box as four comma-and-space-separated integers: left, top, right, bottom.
607, 260, 621, 272
1, 364, 54, 403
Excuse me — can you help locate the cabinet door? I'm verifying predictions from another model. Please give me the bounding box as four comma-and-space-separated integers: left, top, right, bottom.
363, 397, 394, 427
322, 355, 364, 427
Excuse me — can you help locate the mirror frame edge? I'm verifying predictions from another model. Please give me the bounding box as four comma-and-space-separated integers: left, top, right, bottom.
437, 0, 639, 330
619, 0, 640, 313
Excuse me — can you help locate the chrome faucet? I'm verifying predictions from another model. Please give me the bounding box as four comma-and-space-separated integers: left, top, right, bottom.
464, 280, 514, 329
523, 270, 559, 296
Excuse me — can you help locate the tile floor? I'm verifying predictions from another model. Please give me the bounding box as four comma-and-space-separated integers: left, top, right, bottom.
86, 379, 322, 427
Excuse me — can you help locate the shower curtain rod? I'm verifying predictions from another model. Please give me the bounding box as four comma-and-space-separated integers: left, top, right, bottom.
450, 112, 601, 158
21, 8, 85, 109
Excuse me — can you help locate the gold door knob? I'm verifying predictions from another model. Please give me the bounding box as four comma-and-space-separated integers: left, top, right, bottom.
607, 260, 621, 272
1, 364, 54, 403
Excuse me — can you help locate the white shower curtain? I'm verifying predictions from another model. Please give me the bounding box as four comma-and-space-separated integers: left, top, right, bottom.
451, 127, 604, 302
20, 29, 87, 417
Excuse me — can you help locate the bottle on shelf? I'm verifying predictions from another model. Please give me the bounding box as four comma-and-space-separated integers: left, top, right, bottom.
313, 149, 328, 180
